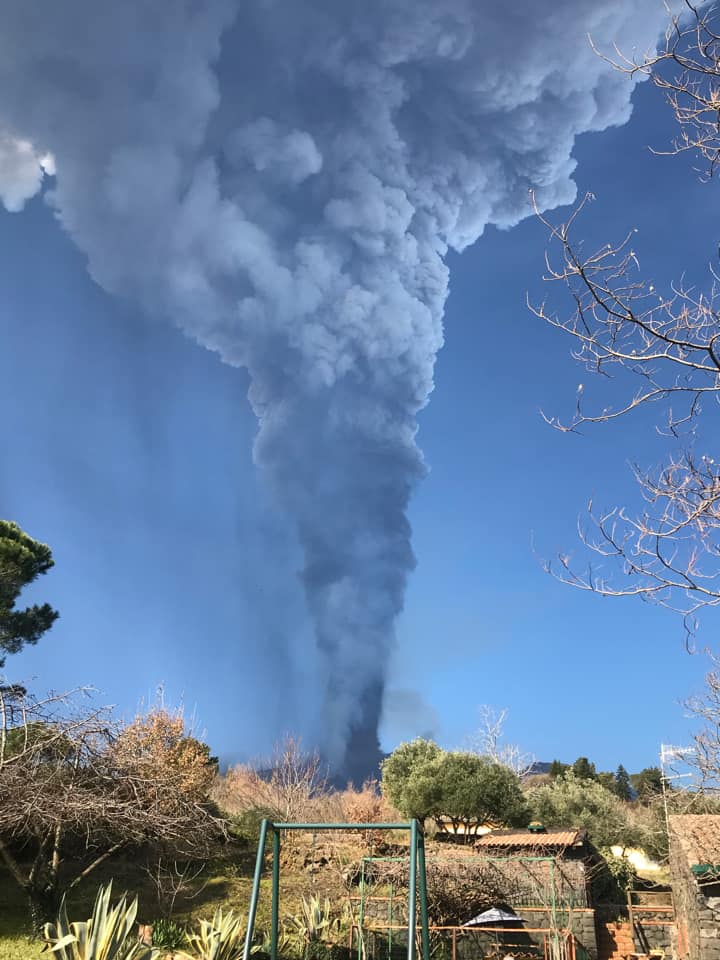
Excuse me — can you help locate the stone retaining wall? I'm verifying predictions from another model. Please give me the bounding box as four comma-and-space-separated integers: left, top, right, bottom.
669, 829, 720, 960
353, 900, 598, 960
630, 910, 675, 956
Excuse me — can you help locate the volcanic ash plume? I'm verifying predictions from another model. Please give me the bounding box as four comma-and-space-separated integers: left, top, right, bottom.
0, 0, 671, 777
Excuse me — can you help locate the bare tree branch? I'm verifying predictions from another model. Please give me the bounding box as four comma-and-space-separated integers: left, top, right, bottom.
529, 3, 720, 640
213, 734, 329, 824
593, 1, 720, 181
465, 706, 536, 779
531, 186, 720, 640
527, 7, 720, 646
0, 686, 225, 927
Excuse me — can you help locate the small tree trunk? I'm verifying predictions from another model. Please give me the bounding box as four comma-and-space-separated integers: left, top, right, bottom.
27, 883, 60, 933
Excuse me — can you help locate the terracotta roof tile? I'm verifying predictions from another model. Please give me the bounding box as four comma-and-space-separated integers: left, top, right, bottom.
475, 828, 584, 850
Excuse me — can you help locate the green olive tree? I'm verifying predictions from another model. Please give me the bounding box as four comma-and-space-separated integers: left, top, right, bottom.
526, 771, 638, 850
381, 739, 528, 836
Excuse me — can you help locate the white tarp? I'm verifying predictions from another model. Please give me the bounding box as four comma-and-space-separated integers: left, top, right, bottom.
463, 908, 524, 927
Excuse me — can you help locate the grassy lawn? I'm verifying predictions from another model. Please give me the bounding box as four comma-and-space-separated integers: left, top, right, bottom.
0, 926, 37, 960
0, 833, 402, 958
0, 836, 355, 958
0, 848, 260, 959
0, 887, 39, 960
0, 877, 277, 960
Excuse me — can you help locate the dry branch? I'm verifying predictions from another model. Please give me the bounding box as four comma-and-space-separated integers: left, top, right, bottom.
0, 686, 223, 927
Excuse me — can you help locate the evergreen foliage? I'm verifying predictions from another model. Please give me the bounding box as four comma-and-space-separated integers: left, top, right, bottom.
548, 760, 569, 778
0, 520, 59, 667
630, 767, 664, 801
526, 771, 638, 849
571, 757, 597, 780
596, 772, 614, 791
381, 739, 528, 834
613, 765, 632, 801
380, 738, 442, 820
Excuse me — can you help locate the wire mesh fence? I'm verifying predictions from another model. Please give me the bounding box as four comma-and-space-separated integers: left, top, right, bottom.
350, 924, 580, 960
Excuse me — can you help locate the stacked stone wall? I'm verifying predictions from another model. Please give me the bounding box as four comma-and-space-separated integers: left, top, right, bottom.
630, 910, 675, 956
354, 900, 597, 960
668, 831, 720, 960
515, 908, 598, 960
352, 850, 595, 960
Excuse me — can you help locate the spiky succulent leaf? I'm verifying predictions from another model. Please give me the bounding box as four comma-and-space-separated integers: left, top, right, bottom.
286, 896, 342, 945
152, 918, 188, 951
42, 883, 158, 960
184, 908, 247, 960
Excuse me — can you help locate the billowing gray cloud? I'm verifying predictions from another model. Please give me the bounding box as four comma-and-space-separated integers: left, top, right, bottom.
0, 0, 671, 776
381, 688, 440, 744
0, 132, 53, 211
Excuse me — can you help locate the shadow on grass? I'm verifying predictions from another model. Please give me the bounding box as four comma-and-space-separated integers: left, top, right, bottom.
0, 913, 39, 960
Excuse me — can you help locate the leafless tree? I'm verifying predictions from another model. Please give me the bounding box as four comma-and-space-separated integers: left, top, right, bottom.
213, 734, 328, 824
0, 685, 224, 928
684, 659, 720, 787
266, 736, 329, 822
600, 0, 720, 181
143, 856, 208, 918
372, 855, 522, 927
465, 706, 536, 779
622, 683, 720, 867
530, 2, 720, 643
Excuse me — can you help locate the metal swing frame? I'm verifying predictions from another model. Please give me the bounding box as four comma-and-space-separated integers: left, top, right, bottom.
242, 820, 431, 960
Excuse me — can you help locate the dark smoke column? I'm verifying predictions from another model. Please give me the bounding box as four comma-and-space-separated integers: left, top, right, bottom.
253, 377, 427, 778
342, 681, 385, 786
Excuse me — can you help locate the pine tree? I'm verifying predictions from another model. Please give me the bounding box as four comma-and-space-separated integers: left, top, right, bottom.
571, 756, 597, 780
631, 767, 664, 801
614, 764, 632, 801
0, 520, 59, 667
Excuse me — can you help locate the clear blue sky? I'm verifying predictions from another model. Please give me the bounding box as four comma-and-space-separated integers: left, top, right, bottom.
0, 3, 715, 776
390, 79, 717, 767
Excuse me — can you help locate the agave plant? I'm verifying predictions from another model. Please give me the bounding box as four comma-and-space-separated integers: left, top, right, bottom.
42, 882, 158, 960
152, 918, 188, 953
286, 896, 341, 945
182, 907, 248, 960
251, 926, 290, 958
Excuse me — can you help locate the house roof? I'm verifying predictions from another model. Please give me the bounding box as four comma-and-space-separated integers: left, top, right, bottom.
669, 815, 720, 867
475, 827, 586, 850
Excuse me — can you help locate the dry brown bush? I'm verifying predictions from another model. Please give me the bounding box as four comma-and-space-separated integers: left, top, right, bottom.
334, 779, 401, 846
373, 856, 520, 926
0, 688, 222, 928
110, 707, 216, 806
212, 735, 330, 823
337, 779, 399, 823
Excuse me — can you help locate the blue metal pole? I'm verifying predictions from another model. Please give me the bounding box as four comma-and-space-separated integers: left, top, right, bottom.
358, 856, 366, 960
407, 819, 418, 960
271, 828, 280, 960
244, 818, 270, 960
417, 831, 430, 960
